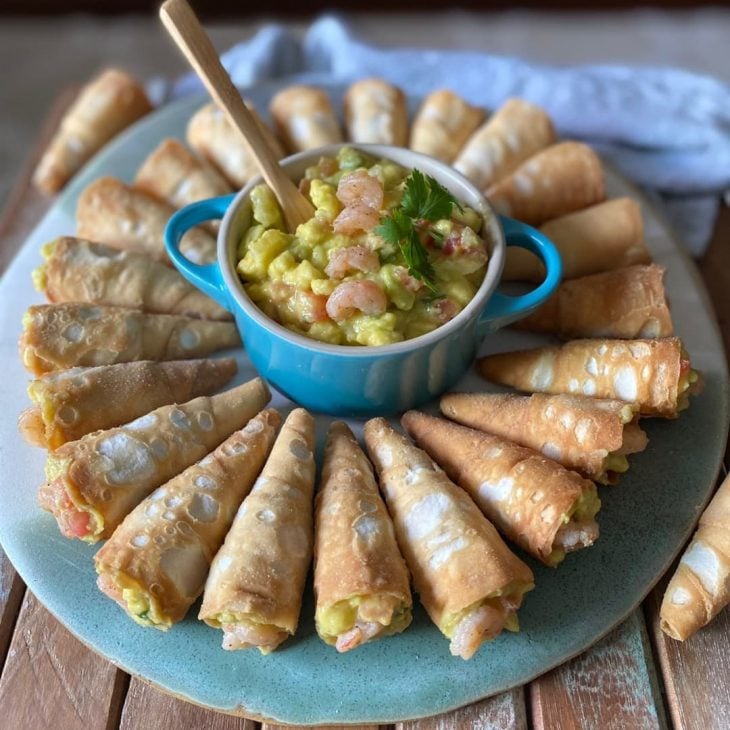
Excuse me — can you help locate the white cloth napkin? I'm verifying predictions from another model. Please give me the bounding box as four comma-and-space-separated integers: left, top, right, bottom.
160, 16, 730, 256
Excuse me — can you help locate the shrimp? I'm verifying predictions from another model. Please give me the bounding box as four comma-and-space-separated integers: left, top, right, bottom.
335, 621, 384, 653
97, 573, 126, 608
430, 298, 461, 325
326, 279, 388, 321
333, 206, 382, 235
553, 519, 599, 553
333, 170, 384, 234
393, 265, 425, 293
221, 622, 288, 652
325, 245, 380, 279
336, 169, 384, 210
38, 478, 92, 539
449, 603, 506, 660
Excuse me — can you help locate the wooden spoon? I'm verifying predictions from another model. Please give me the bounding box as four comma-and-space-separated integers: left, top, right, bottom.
159, 0, 315, 231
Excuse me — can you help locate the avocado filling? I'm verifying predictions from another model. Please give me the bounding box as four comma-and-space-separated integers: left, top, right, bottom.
547, 486, 601, 566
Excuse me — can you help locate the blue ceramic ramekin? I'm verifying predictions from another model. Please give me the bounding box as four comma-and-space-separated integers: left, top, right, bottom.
165, 144, 561, 416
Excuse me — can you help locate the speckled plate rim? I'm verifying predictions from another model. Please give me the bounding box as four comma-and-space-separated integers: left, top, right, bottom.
0, 75, 727, 726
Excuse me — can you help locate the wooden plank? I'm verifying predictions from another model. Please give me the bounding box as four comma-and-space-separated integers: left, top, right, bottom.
397, 688, 526, 730
0, 548, 25, 670
121, 677, 257, 729
647, 571, 730, 730
530, 610, 666, 730
0, 590, 126, 730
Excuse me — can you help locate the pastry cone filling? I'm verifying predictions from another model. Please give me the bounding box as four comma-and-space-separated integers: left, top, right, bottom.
40, 456, 102, 541
547, 487, 601, 566
444, 581, 532, 660
595, 406, 647, 485
316, 593, 412, 653
31, 240, 55, 292
18, 407, 46, 447
97, 572, 169, 629
209, 613, 289, 655
677, 355, 700, 412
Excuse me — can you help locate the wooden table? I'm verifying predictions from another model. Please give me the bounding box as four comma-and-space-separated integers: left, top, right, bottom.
1, 93, 729, 730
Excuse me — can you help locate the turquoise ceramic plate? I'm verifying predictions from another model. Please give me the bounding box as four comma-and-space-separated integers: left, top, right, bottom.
0, 77, 727, 725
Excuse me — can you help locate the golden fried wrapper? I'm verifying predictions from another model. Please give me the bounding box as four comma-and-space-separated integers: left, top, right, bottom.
95, 408, 281, 629
37, 378, 270, 542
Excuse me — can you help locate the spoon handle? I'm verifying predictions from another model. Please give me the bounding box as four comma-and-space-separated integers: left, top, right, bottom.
160, 0, 314, 230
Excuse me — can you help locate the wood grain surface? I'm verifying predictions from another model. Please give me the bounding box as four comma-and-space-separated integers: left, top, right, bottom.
0, 549, 24, 670
0, 88, 729, 730
121, 679, 257, 730
530, 610, 666, 730
0, 591, 126, 730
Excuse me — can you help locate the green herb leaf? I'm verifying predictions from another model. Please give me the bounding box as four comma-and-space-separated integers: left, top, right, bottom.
404, 226, 438, 292
401, 169, 462, 222
375, 169, 464, 292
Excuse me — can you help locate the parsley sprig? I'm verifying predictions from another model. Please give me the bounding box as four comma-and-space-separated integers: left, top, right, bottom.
375, 170, 460, 291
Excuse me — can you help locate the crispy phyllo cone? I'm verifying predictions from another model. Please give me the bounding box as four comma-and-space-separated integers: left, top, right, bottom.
453, 98, 556, 191
343, 78, 408, 147
478, 337, 700, 418
37, 378, 271, 543
76, 176, 216, 265
513, 264, 673, 339
33, 69, 152, 195
269, 85, 343, 153
186, 102, 284, 189
198, 408, 315, 652
34, 237, 231, 321
19, 358, 237, 450
440, 392, 647, 485
19, 303, 240, 375
486, 141, 604, 225
313, 422, 412, 653
661, 471, 730, 641
363, 418, 534, 660
503, 198, 649, 282
409, 89, 485, 164
402, 411, 600, 566
95, 408, 281, 630
133, 138, 232, 210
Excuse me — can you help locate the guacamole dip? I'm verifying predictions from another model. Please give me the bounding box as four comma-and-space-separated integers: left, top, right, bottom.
236, 147, 490, 346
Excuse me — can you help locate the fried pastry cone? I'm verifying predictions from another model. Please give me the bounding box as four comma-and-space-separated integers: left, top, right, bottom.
313, 422, 412, 653
409, 89, 485, 163
661, 471, 730, 641
37, 378, 270, 543
33, 68, 152, 195
33, 237, 230, 321
19, 303, 240, 375
19, 357, 237, 450
453, 98, 556, 190
186, 102, 284, 188
513, 265, 673, 339
343, 78, 408, 147
199, 409, 316, 653
133, 138, 232, 209
76, 176, 216, 265
364, 418, 534, 660
478, 337, 700, 418
95, 408, 281, 629
402, 411, 600, 566
440, 392, 647, 485
269, 85, 343, 153
503, 198, 649, 282
486, 141, 605, 225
